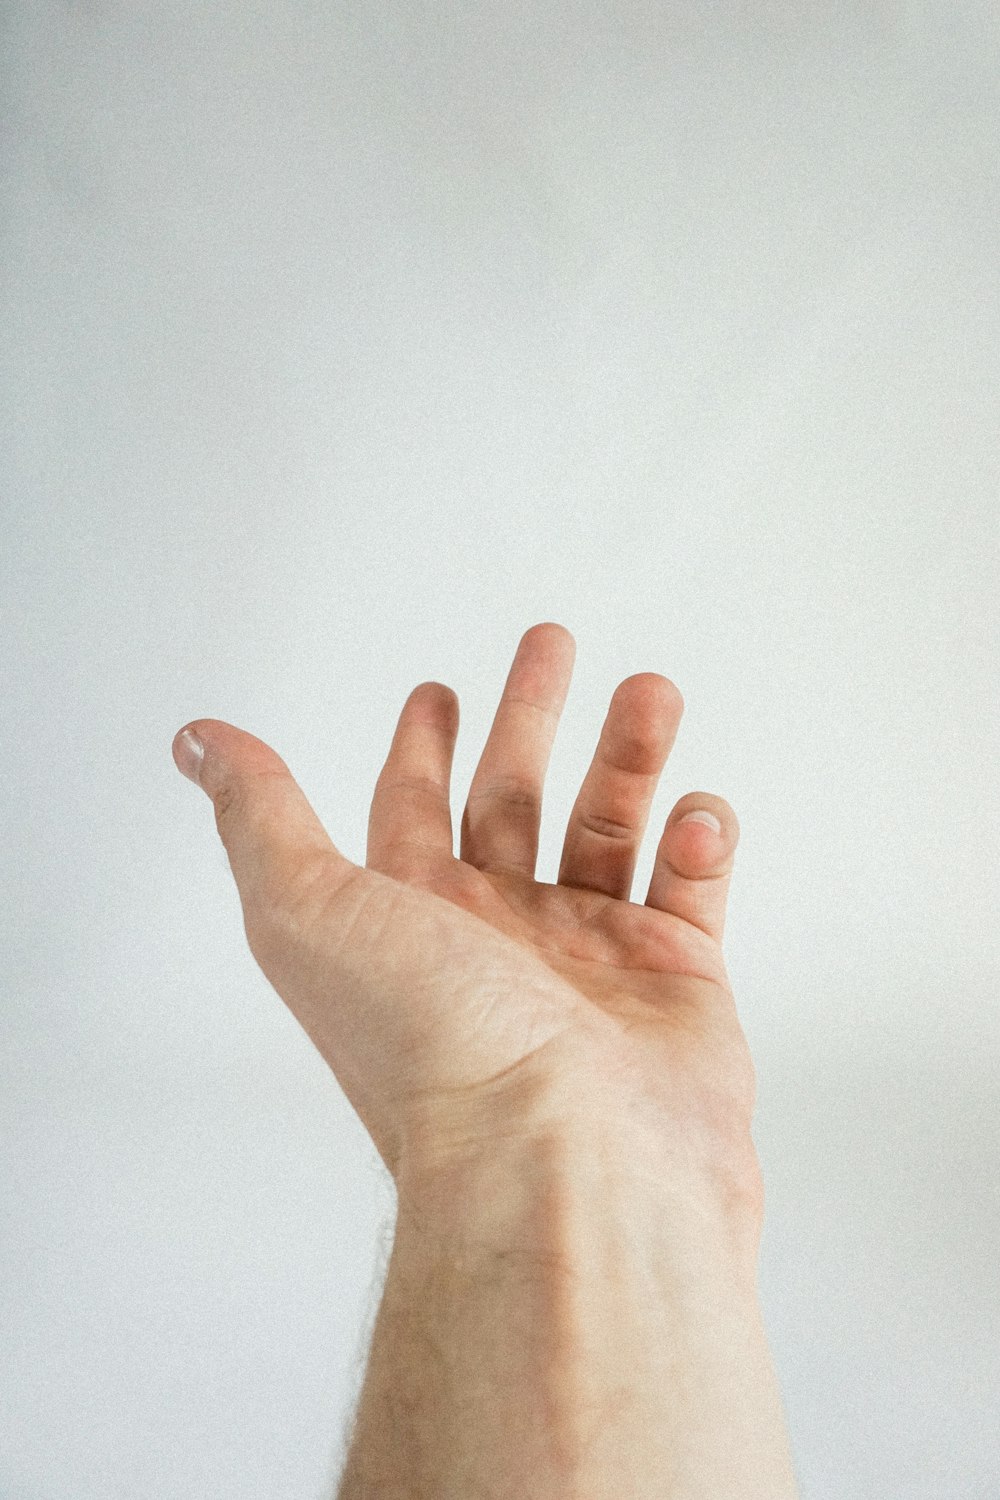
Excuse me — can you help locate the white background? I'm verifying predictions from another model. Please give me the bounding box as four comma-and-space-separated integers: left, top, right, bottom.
2, 3, 998, 1496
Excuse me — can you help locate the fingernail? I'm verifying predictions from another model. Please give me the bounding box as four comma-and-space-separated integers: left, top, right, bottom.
678, 809, 721, 834
173, 728, 205, 785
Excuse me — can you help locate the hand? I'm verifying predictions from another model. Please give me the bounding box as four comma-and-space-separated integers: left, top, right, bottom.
172, 623, 761, 1207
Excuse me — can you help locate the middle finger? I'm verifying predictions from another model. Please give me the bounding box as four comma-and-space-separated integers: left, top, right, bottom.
460, 623, 577, 877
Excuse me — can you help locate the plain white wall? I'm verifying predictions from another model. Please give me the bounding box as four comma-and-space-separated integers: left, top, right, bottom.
2, 3, 998, 1496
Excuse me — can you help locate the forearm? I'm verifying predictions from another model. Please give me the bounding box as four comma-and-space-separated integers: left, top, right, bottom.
336, 1118, 799, 1499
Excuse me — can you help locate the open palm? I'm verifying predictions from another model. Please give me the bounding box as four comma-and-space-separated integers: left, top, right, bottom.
175, 623, 760, 1199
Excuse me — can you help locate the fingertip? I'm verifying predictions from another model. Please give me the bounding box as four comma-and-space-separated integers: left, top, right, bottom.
173, 719, 230, 795
523, 621, 577, 660
408, 682, 460, 724
677, 808, 722, 836
664, 796, 739, 879
172, 726, 205, 785
672, 794, 738, 842
172, 720, 300, 811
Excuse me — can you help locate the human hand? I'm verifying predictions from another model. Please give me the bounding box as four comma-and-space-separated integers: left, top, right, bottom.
172, 623, 761, 1208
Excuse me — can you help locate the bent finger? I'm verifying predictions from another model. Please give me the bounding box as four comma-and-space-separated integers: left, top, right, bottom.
643, 793, 739, 944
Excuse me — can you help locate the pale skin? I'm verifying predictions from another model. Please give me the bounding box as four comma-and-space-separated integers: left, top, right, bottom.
172, 621, 800, 1497
172, 621, 758, 1196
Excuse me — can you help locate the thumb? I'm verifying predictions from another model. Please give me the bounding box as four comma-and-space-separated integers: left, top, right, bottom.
171, 719, 354, 932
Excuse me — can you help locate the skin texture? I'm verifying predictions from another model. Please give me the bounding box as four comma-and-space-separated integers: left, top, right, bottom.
334, 1124, 799, 1499
173, 622, 801, 1498
172, 622, 760, 1204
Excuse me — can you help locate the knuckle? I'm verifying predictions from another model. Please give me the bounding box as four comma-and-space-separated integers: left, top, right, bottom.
579, 809, 634, 841
211, 779, 243, 835
386, 772, 446, 801
468, 776, 540, 813
604, 733, 663, 777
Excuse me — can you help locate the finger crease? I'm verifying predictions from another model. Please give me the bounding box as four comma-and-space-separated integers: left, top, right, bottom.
578, 811, 635, 841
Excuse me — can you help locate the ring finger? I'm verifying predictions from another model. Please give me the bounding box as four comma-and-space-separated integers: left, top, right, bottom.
557, 673, 684, 901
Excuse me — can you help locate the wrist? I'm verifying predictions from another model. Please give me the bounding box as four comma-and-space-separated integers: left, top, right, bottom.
395, 1049, 767, 1286
394, 1105, 765, 1303
374, 1112, 796, 1500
